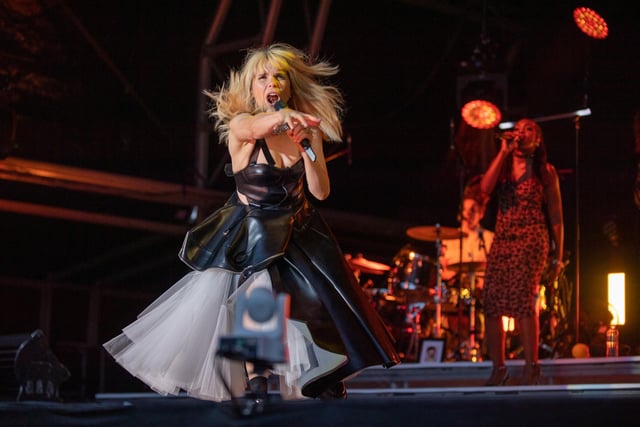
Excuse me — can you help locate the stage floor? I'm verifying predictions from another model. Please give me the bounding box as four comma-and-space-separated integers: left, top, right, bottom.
2, 357, 639, 427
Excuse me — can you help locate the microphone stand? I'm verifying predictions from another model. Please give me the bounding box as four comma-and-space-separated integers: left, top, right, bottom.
535, 107, 590, 344
573, 115, 581, 344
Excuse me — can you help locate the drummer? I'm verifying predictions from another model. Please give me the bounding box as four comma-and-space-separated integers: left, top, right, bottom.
441, 175, 494, 285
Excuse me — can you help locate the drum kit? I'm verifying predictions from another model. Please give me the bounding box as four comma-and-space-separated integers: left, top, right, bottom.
346, 224, 485, 363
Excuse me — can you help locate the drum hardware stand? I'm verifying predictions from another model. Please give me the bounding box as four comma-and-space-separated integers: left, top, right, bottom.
466, 268, 481, 362
433, 224, 444, 339
450, 261, 484, 362
404, 304, 423, 362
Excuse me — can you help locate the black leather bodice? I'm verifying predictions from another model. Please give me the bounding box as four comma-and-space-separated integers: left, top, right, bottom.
230, 139, 306, 209
180, 140, 310, 275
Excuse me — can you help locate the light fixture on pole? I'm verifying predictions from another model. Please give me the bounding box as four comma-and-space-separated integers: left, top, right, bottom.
457, 71, 506, 130
456, 33, 507, 129
455, 0, 507, 130
569, 5, 608, 342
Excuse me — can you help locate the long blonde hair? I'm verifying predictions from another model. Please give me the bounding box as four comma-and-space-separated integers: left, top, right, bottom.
205, 43, 344, 144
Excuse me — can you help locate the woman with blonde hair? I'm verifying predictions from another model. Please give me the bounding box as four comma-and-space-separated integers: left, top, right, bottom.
104, 43, 399, 402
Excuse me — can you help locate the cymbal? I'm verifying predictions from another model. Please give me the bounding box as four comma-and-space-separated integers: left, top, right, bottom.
406, 225, 467, 242
448, 261, 486, 273
346, 254, 390, 275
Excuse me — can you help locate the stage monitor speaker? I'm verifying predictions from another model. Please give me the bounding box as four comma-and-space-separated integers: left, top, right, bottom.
0, 329, 70, 401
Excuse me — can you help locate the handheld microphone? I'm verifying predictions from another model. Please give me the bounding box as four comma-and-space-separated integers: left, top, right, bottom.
478, 230, 488, 256
495, 131, 519, 141
274, 100, 316, 162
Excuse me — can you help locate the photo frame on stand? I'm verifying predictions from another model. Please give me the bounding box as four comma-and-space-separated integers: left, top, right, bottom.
418, 338, 446, 363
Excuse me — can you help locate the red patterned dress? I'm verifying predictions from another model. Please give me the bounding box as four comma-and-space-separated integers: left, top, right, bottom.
483, 176, 549, 318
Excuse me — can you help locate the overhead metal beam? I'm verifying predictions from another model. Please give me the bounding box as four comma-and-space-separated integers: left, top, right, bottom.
0, 198, 188, 236
309, 0, 332, 58
0, 157, 228, 208
261, 0, 284, 46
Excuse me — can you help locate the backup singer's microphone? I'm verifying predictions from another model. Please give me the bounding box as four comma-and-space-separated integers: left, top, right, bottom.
274, 100, 316, 162
495, 131, 519, 141
478, 230, 488, 257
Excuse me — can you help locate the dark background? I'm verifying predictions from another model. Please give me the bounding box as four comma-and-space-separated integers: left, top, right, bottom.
1, 0, 639, 397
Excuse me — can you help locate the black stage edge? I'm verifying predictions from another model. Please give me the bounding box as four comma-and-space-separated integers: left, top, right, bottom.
2, 357, 640, 427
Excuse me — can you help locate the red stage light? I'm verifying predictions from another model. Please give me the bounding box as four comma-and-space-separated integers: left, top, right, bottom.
461, 99, 502, 129
573, 7, 608, 39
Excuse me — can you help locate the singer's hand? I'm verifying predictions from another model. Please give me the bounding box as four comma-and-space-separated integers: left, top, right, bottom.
499, 132, 519, 154
287, 123, 319, 152
287, 124, 309, 143
274, 105, 320, 134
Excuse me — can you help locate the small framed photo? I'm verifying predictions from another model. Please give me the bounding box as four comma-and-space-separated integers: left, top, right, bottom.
418, 338, 446, 363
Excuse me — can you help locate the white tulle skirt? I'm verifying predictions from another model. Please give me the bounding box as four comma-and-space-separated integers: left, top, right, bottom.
103, 268, 316, 402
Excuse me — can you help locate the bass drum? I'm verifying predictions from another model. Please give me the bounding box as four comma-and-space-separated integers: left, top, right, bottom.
387, 244, 437, 292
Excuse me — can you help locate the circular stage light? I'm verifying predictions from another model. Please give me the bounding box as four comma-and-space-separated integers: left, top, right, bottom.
461, 99, 502, 129
573, 7, 608, 39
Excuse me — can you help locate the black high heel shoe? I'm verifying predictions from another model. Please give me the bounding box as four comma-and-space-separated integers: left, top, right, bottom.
238, 375, 270, 416
485, 365, 509, 386
319, 381, 347, 400
520, 363, 542, 385
247, 375, 269, 401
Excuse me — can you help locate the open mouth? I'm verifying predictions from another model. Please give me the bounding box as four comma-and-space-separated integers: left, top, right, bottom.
267, 93, 280, 105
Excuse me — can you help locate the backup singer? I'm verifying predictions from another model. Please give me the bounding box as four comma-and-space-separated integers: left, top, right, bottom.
480, 118, 564, 385
103, 43, 399, 401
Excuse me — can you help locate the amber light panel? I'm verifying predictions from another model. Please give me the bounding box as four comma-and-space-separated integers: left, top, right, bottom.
461, 100, 502, 129
608, 272, 625, 325
573, 7, 608, 39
